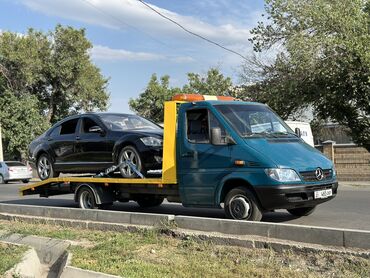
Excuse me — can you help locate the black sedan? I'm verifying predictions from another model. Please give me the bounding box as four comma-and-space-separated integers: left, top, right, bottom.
28, 113, 163, 180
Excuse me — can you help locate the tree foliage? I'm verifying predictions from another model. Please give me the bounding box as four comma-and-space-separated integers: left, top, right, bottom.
129, 68, 233, 123
0, 25, 109, 159
183, 68, 233, 95
129, 74, 181, 123
241, 0, 370, 149
0, 91, 49, 159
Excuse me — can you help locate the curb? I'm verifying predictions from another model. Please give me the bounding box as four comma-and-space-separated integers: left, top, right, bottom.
0, 203, 369, 250
60, 253, 120, 278
4, 247, 42, 278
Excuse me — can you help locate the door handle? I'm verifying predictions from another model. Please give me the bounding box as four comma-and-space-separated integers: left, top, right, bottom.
47, 137, 53, 141
76, 136, 81, 141
181, 151, 197, 158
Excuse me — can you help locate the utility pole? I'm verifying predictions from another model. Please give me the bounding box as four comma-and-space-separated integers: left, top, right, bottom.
0, 123, 3, 161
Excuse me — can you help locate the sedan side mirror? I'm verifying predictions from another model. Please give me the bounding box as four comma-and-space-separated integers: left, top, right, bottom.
295, 127, 301, 138
89, 126, 104, 134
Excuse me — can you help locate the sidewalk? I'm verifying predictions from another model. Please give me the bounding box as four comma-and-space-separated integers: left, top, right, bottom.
339, 181, 370, 188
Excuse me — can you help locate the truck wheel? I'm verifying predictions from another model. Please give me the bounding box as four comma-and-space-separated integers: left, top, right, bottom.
224, 187, 263, 221
78, 187, 99, 209
118, 146, 146, 178
37, 154, 59, 180
287, 206, 316, 217
136, 196, 164, 208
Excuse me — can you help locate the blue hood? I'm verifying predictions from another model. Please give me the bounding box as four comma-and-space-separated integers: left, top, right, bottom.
245, 138, 333, 171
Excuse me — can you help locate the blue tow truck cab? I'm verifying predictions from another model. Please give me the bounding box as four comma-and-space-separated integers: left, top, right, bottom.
20, 94, 338, 221
175, 95, 338, 220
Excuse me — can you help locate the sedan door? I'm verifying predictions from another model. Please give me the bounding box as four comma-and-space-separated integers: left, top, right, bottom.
74, 116, 114, 171
49, 118, 79, 170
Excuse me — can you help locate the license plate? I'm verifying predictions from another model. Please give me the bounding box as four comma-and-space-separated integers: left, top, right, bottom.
314, 189, 333, 199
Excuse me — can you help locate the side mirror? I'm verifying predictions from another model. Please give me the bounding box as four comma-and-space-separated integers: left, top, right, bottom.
295, 127, 301, 138
89, 126, 104, 134
211, 127, 223, 145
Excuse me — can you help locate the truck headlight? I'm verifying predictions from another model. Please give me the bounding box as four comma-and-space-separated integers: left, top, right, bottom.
265, 168, 301, 182
140, 137, 162, 147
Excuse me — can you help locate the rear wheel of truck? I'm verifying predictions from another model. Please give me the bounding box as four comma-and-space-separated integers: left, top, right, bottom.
78, 187, 99, 210
224, 187, 263, 221
287, 206, 316, 217
136, 196, 164, 208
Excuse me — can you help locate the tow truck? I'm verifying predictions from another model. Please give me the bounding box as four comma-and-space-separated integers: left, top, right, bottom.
20, 94, 338, 221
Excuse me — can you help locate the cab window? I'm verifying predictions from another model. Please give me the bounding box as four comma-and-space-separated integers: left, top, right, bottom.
187, 109, 209, 143
186, 109, 228, 144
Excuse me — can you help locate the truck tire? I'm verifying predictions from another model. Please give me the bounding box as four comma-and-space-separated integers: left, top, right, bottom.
37, 153, 59, 180
77, 187, 99, 209
287, 206, 316, 217
136, 196, 164, 208
224, 187, 263, 221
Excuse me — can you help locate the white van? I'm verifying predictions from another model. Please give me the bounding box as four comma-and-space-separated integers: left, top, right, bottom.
285, 121, 314, 147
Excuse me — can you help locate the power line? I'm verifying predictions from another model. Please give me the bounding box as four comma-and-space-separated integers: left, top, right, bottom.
81, 0, 170, 49
136, 0, 248, 61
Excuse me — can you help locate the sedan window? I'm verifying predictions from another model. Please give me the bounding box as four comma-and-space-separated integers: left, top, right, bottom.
5, 162, 25, 167
82, 117, 101, 133
60, 119, 78, 135
99, 114, 161, 131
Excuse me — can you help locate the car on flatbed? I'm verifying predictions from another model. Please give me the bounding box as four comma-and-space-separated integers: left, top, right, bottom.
22, 94, 338, 221
28, 113, 163, 180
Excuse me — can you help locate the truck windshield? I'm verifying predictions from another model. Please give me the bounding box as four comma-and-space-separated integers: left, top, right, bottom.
215, 104, 295, 138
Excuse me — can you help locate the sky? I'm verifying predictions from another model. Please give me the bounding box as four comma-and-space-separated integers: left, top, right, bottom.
0, 0, 266, 113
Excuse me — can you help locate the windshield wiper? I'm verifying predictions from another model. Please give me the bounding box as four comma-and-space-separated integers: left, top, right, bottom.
244, 131, 298, 138
244, 132, 277, 138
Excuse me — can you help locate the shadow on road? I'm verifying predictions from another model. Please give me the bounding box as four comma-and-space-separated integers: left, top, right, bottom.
0, 198, 299, 223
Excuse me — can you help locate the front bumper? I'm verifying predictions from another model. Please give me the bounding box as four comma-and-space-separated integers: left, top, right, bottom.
254, 182, 338, 210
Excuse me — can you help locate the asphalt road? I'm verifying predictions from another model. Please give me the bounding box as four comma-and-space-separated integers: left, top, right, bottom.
0, 181, 370, 231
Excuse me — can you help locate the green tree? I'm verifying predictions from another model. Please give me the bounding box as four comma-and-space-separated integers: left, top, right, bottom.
183, 67, 233, 95
129, 74, 181, 123
0, 25, 109, 123
0, 91, 49, 160
242, 0, 370, 149
129, 68, 233, 122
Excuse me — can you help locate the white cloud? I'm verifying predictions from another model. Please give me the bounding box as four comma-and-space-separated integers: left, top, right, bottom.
91, 45, 164, 61
91, 45, 194, 63
21, 0, 251, 45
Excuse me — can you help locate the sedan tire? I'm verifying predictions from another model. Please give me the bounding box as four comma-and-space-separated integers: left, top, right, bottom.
0, 175, 6, 184
37, 154, 59, 180
118, 145, 146, 178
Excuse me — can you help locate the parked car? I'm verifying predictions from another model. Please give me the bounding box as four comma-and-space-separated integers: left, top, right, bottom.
0, 161, 33, 184
28, 113, 163, 180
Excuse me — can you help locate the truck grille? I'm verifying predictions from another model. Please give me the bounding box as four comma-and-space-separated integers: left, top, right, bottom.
299, 169, 333, 182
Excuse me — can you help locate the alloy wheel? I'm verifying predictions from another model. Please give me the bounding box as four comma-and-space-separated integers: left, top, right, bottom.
38, 156, 51, 180
119, 148, 140, 177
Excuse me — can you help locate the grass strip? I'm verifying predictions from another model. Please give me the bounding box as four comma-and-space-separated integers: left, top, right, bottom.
0, 242, 28, 276
0, 220, 369, 278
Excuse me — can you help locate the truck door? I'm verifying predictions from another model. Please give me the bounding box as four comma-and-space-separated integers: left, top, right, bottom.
178, 107, 233, 206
